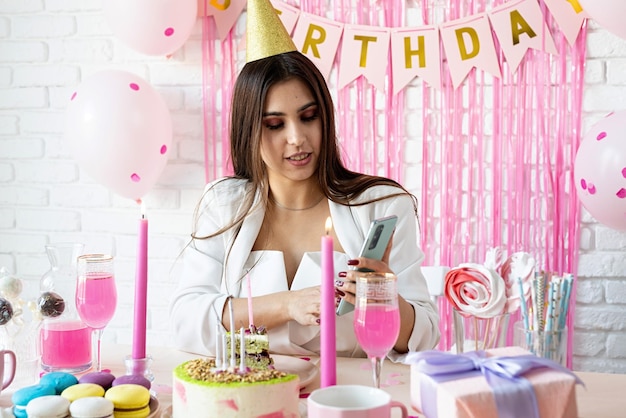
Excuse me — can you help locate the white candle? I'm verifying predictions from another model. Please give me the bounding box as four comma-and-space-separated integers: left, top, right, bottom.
221, 333, 227, 369
215, 324, 222, 370
229, 297, 236, 369
239, 327, 246, 373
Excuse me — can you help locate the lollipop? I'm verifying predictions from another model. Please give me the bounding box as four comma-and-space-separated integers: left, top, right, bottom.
444, 263, 506, 318
500, 252, 535, 313
0, 297, 13, 325
0, 268, 23, 300
37, 291, 65, 317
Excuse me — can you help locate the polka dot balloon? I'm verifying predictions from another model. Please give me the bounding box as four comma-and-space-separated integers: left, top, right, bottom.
574, 110, 626, 230
65, 70, 172, 201
103, 0, 197, 56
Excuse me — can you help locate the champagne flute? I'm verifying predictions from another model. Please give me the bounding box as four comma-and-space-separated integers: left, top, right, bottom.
75, 254, 117, 372
353, 272, 400, 388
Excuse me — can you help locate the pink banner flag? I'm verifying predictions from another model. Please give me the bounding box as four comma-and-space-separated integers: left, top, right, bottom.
391, 25, 441, 93
338, 24, 391, 90
200, 0, 246, 41
488, 0, 558, 74
440, 13, 501, 89
543, 0, 588, 46
292, 12, 344, 80
272, 0, 300, 34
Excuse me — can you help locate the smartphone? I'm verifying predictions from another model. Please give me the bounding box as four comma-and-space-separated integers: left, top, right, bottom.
336, 215, 398, 316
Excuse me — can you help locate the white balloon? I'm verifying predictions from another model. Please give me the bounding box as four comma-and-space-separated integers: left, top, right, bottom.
65, 70, 172, 200
103, 0, 198, 56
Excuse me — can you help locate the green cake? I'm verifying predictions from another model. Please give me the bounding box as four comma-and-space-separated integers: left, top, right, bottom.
225, 326, 273, 369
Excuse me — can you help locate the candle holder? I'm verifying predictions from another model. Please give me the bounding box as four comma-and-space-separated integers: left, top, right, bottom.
124, 355, 154, 382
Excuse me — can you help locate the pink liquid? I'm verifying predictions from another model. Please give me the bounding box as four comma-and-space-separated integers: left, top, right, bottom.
40, 320, 92, 372
76, 273, 117, 329
354, 304, 400, 358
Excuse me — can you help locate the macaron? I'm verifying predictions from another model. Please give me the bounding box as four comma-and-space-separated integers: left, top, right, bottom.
112, 374, 151, 390
12, 384, 57, 418
79, 371, 116, 390
25, 395, 71, 418
104, 384, 151, 418
60, 383, 105, 402
69, 396, 115, 418
40, 371, 80, 394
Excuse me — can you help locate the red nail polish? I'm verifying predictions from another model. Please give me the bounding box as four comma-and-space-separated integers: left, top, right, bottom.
338, 271, 347, 278
347, 259, 359, 266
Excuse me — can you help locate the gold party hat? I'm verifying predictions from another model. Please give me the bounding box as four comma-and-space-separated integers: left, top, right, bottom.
246, 0, 297, 63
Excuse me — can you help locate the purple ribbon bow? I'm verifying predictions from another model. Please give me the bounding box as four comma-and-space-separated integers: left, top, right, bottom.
405, 350, 583, 418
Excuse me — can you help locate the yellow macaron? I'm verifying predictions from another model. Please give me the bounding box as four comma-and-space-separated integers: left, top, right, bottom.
104, 384, 151, 418
60, 383, 105, 402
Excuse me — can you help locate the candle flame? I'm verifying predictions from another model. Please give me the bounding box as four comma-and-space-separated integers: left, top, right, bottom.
140, 200, 146, 220
325, 217, 332, 235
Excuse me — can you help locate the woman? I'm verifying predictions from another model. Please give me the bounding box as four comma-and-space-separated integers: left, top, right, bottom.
169, 51, 439, 360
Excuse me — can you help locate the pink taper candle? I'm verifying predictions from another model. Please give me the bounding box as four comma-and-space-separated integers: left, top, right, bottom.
246, 273, 254, 328
132, 200, 148, 360
320, 217, 336, 387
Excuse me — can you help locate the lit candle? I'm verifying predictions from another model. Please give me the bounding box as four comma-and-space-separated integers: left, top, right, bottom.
246, 273, 254, 328
320, 217, 336, 387
132, 200, 148, 360
239, 327, 246, 373
229, 297, 236, 369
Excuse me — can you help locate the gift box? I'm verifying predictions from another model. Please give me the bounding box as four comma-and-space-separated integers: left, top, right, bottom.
407, 347, 581, 418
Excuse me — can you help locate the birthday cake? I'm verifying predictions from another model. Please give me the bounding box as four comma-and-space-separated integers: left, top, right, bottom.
172, 358, 300, 418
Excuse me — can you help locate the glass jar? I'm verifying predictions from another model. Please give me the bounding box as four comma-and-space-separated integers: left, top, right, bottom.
38, 243, 92, 373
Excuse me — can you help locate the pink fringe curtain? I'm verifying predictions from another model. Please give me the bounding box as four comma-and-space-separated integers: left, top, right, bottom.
201, 0, 587, 367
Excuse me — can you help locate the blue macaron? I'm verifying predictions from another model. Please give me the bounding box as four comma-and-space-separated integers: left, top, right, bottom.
40, 371, 79, 394
12, 384, 57, 418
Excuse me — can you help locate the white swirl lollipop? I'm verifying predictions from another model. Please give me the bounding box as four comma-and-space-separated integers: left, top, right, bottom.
444, 263, 507, 318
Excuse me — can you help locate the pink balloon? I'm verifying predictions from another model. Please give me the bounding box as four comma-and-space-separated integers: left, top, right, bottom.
579, 0, 626, 40
574, 110, 626, 230
103, 0, 197, 56
65, 70, 172, 201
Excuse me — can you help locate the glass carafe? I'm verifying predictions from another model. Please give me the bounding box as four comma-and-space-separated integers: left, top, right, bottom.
39, 243, 92, 373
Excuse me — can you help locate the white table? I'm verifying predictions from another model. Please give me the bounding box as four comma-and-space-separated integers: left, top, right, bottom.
2, 344, 625, 417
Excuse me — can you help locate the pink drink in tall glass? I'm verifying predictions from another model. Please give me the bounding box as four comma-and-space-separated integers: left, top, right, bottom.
76, 273, 117, 329
354, 304, 400, 358
40, 320, 92, 372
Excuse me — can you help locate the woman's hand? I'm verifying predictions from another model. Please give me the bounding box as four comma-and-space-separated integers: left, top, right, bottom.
287, 286, 322, 326
335, 234, 395, 306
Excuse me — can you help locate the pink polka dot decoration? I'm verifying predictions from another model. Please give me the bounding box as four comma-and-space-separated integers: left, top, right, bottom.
103, 0, 197, 56
65, 70, 172, 201
574, 110, 626, 230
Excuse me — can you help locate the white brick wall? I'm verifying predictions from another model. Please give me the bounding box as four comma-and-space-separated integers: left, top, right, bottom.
1, 1, 626, 374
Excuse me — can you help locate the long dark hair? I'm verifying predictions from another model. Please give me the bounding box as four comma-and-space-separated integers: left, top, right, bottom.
194, 51, 416, 240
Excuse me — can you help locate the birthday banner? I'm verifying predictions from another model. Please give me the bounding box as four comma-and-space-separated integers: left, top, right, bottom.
200, 0, 587, 91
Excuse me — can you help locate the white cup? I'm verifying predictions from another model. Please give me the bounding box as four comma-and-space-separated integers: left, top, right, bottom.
308, 384, 408, 418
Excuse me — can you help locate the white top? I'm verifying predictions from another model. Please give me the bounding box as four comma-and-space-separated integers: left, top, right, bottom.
169, 178, 440, 361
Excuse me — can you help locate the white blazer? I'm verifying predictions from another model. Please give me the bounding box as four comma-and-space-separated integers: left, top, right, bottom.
169, 178, 440, 361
